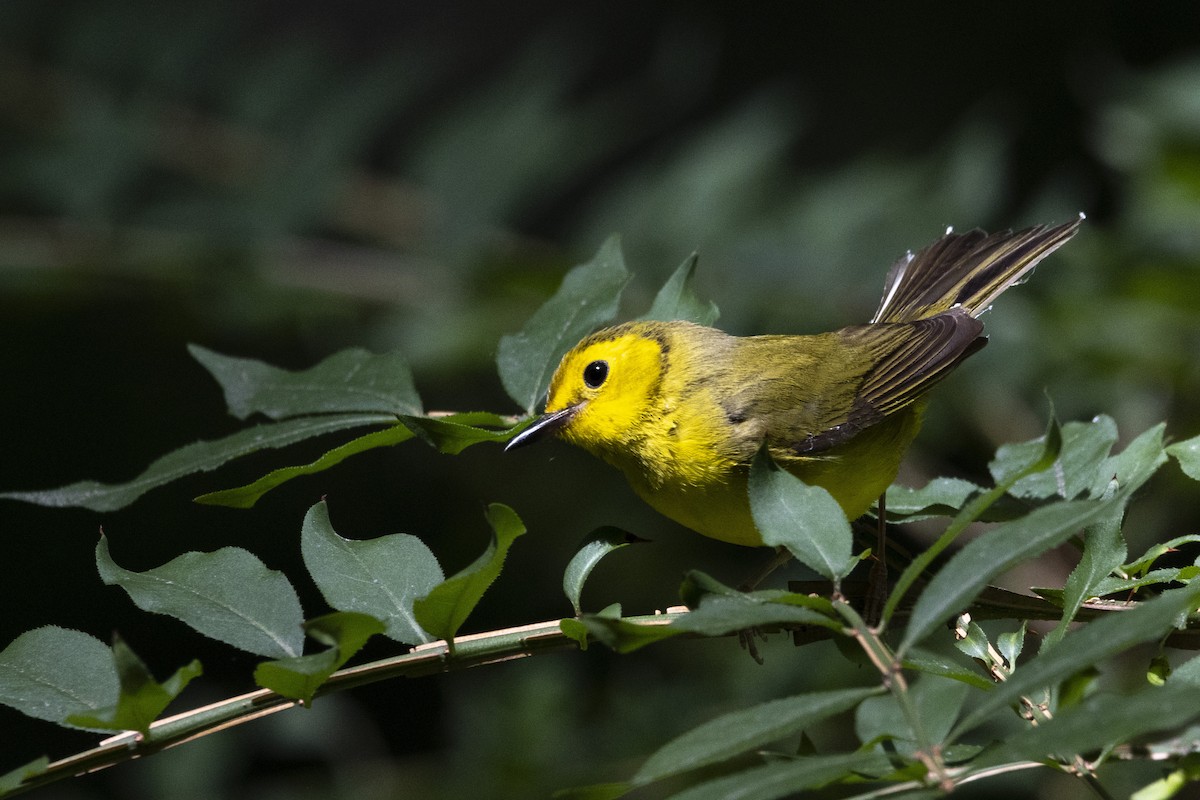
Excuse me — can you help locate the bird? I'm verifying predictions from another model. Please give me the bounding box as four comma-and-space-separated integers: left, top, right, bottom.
506, 217, 1082, 549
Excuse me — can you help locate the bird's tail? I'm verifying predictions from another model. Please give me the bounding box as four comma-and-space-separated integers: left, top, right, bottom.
872, 214, 1083, 324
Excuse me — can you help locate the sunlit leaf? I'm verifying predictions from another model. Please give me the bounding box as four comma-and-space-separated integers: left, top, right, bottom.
497, 235, 631, 413
398, 412, 522, 454
254, 612, 385, 704
563, 527, 645, 616
1, 413, 395, 511
189, 345, 422, 420
65, 636, 201, 735
97, 536, 305, 659
953, 580, 1200, 737
749, 449, 854, 583
634, 687, 879, 785
0, 627, 117, 728
300, 501, 443, 645
643, 252, 719, 326
195, 423, 415, 508
412, 504, 526, 641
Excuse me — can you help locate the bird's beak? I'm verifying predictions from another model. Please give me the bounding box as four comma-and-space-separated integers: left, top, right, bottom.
504, 404, 581, 451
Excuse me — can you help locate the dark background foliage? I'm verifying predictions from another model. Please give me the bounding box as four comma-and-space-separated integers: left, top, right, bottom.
2, 2, 1199, 797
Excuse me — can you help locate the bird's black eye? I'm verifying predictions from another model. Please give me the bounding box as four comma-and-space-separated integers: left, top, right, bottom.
583, 360, 609, 389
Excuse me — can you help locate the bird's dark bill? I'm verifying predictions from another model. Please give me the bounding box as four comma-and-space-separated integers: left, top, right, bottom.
504, 405, 580, 451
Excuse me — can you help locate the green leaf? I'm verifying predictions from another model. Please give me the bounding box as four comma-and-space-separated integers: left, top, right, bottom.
66, 636, 201, 735
189, 345, 423, 420
97, 536, 305, 659
254, 612, 385, 704
0, 757, 49, 794
572, 615, 681, 654
902, 649, 995, 690
633, 687, 879, 785
643, 252, 719, 326
748, 449, 854, 583
996, 623, 1027, 670
398, 412, 523, 454
856, 674, 969, 751
1169, 654, 1200, 688
497, 235, 631, 413
952, 619, 991, 662
981, 683, 1200, 766
671, 592, 841, 637
0, 627, 118, 727
412, 504, 527, 641
300, 501, 443, 645
1167, 432, 1200, 481
196, 423, 415, 508
552, 782, 632, 800
901, 498, 1110, 653
1, 413, 395, 511
989, 416, 1117, 500
665, 751, 893, 800
1042, 506, 1126, 651
1123, 535, 1200, 576
563, 527, 645, 616
884, 477, 982, 521
952, 580, 1200, 738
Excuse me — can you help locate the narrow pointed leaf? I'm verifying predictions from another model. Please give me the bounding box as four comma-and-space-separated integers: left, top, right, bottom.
902, 649, 994, 690
412, 504, 526, 641
749, 450, 853, 582
1168, 434, 1200, 481
1, 413, 395, 511
66, 637, 201, 735
634, 687, 880, 785
671, 592, 841, 636
981, 683, 1200, 766
97, 537, 304, 658
189, 345, 422, 420
573, 615, 682, 654
901, 498, 1110, 653
953, 580, 1200, 738
300, 501, 443, 644
643, 252, 719, 326
398, 412, 523, 454
0, 757, 49, 794
1042, 506, 1125, 651
884, 477, 982, 521
497, 235, 631, 413
254, 612, 385, 704
0, 627, 118, 726
563, 527, 645, 616
196, 423, 415, 508
666, 751, 892, 800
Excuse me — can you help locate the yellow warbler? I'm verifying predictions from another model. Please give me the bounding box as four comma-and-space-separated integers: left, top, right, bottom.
507, 218, 1081, 547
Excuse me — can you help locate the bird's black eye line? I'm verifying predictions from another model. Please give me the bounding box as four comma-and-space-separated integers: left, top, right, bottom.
583, 360, 609, 389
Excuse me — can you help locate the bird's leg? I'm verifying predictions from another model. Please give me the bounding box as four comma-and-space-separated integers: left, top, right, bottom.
863, 493, 889, 627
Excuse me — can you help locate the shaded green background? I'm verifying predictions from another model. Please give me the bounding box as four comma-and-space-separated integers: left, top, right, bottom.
2, 2, 1200, 797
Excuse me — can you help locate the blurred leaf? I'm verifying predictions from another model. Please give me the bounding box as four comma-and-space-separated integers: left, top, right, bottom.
856, 674, 969, 752
254, 611, 385, 704
749, 449, 854, 583
497, 235, 631, 413
633, 687, 880, 785
953, 580, 1200, 738
981, 683, 1200, 766
563, 526, 645, 616
666, 751, 893, 800
188, 345, 422, 420
0, 757, 49, 794
1131, 756, 1200, 800
642, 252, 719, 326
413, 504, 526, 641
0, 627, 117, 727
884, 477, 982, 522
97, 536, 305, 659
1, 413, 395, 511
901, 498, 1109, 652
989, 416, 1116, 500
1167, 433, 1200, 481
300, 501, 443, 645
195, 423, 414, 508
398, 412, 522, 455
66, 636, 201, 735
1170, 654, 1200, 688
552, 783, 632, 800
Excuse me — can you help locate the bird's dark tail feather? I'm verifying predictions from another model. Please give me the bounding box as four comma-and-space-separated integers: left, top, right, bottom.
872, 214, 1083, 324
